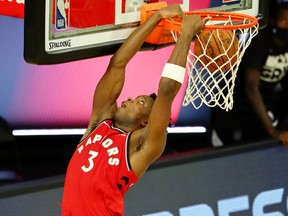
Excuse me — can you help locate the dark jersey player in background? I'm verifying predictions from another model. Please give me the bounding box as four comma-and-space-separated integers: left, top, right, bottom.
61, 4, 209, 215
212, 1, 288, 146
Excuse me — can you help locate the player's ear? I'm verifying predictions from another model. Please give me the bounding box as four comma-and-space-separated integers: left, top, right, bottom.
141, 120, 148, 128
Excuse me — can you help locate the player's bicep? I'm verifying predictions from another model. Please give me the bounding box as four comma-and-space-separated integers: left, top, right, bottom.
143, 79, 180, 160
143, 96, 173, 161
149, 97, 172, 136
130, 128, 167, 178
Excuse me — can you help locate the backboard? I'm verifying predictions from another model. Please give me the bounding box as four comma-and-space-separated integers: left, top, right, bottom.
24, 0, 269, 65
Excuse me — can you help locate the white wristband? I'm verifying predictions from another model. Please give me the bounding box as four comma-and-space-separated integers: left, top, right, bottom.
161, 63, 185, 84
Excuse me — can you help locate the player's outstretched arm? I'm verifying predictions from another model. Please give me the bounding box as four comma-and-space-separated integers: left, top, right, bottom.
81, 5, 184, 139
131, 15, 209, 178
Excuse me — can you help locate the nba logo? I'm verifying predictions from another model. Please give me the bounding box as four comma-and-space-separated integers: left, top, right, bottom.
56, 0, 70, 30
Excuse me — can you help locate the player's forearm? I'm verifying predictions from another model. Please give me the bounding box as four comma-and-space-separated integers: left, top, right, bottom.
167, 14, 207, 67
167, 31, 195, 67
254, 101, 277, 137
160, 29, 195, 92
246, 85, 277, 137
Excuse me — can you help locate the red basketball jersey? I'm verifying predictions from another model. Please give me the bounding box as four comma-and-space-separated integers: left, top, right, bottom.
61, 120, 139, 216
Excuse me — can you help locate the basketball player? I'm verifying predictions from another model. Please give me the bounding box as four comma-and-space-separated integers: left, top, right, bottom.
212, 1, 288, 146
61, 4, 209, 215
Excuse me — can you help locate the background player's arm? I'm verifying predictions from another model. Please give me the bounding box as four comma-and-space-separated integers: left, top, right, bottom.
82, 5, 184, 140
244, 68, 288, 146
131, 15, 209, 178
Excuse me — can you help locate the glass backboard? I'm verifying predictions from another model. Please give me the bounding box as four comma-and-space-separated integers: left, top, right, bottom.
24, 0, 269, 64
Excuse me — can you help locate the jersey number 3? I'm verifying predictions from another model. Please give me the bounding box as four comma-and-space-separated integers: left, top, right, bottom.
81, 150, 98, 172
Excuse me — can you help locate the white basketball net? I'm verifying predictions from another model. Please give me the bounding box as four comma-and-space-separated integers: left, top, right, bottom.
170, 17, 259, 111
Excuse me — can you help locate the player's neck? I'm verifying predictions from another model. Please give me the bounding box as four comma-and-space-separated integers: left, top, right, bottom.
114, 122, 136, 132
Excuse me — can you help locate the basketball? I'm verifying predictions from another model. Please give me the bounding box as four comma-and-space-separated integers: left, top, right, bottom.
194, 30, 239, 73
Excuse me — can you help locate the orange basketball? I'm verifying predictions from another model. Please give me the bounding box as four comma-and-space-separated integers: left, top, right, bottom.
194, 30, 239, 73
